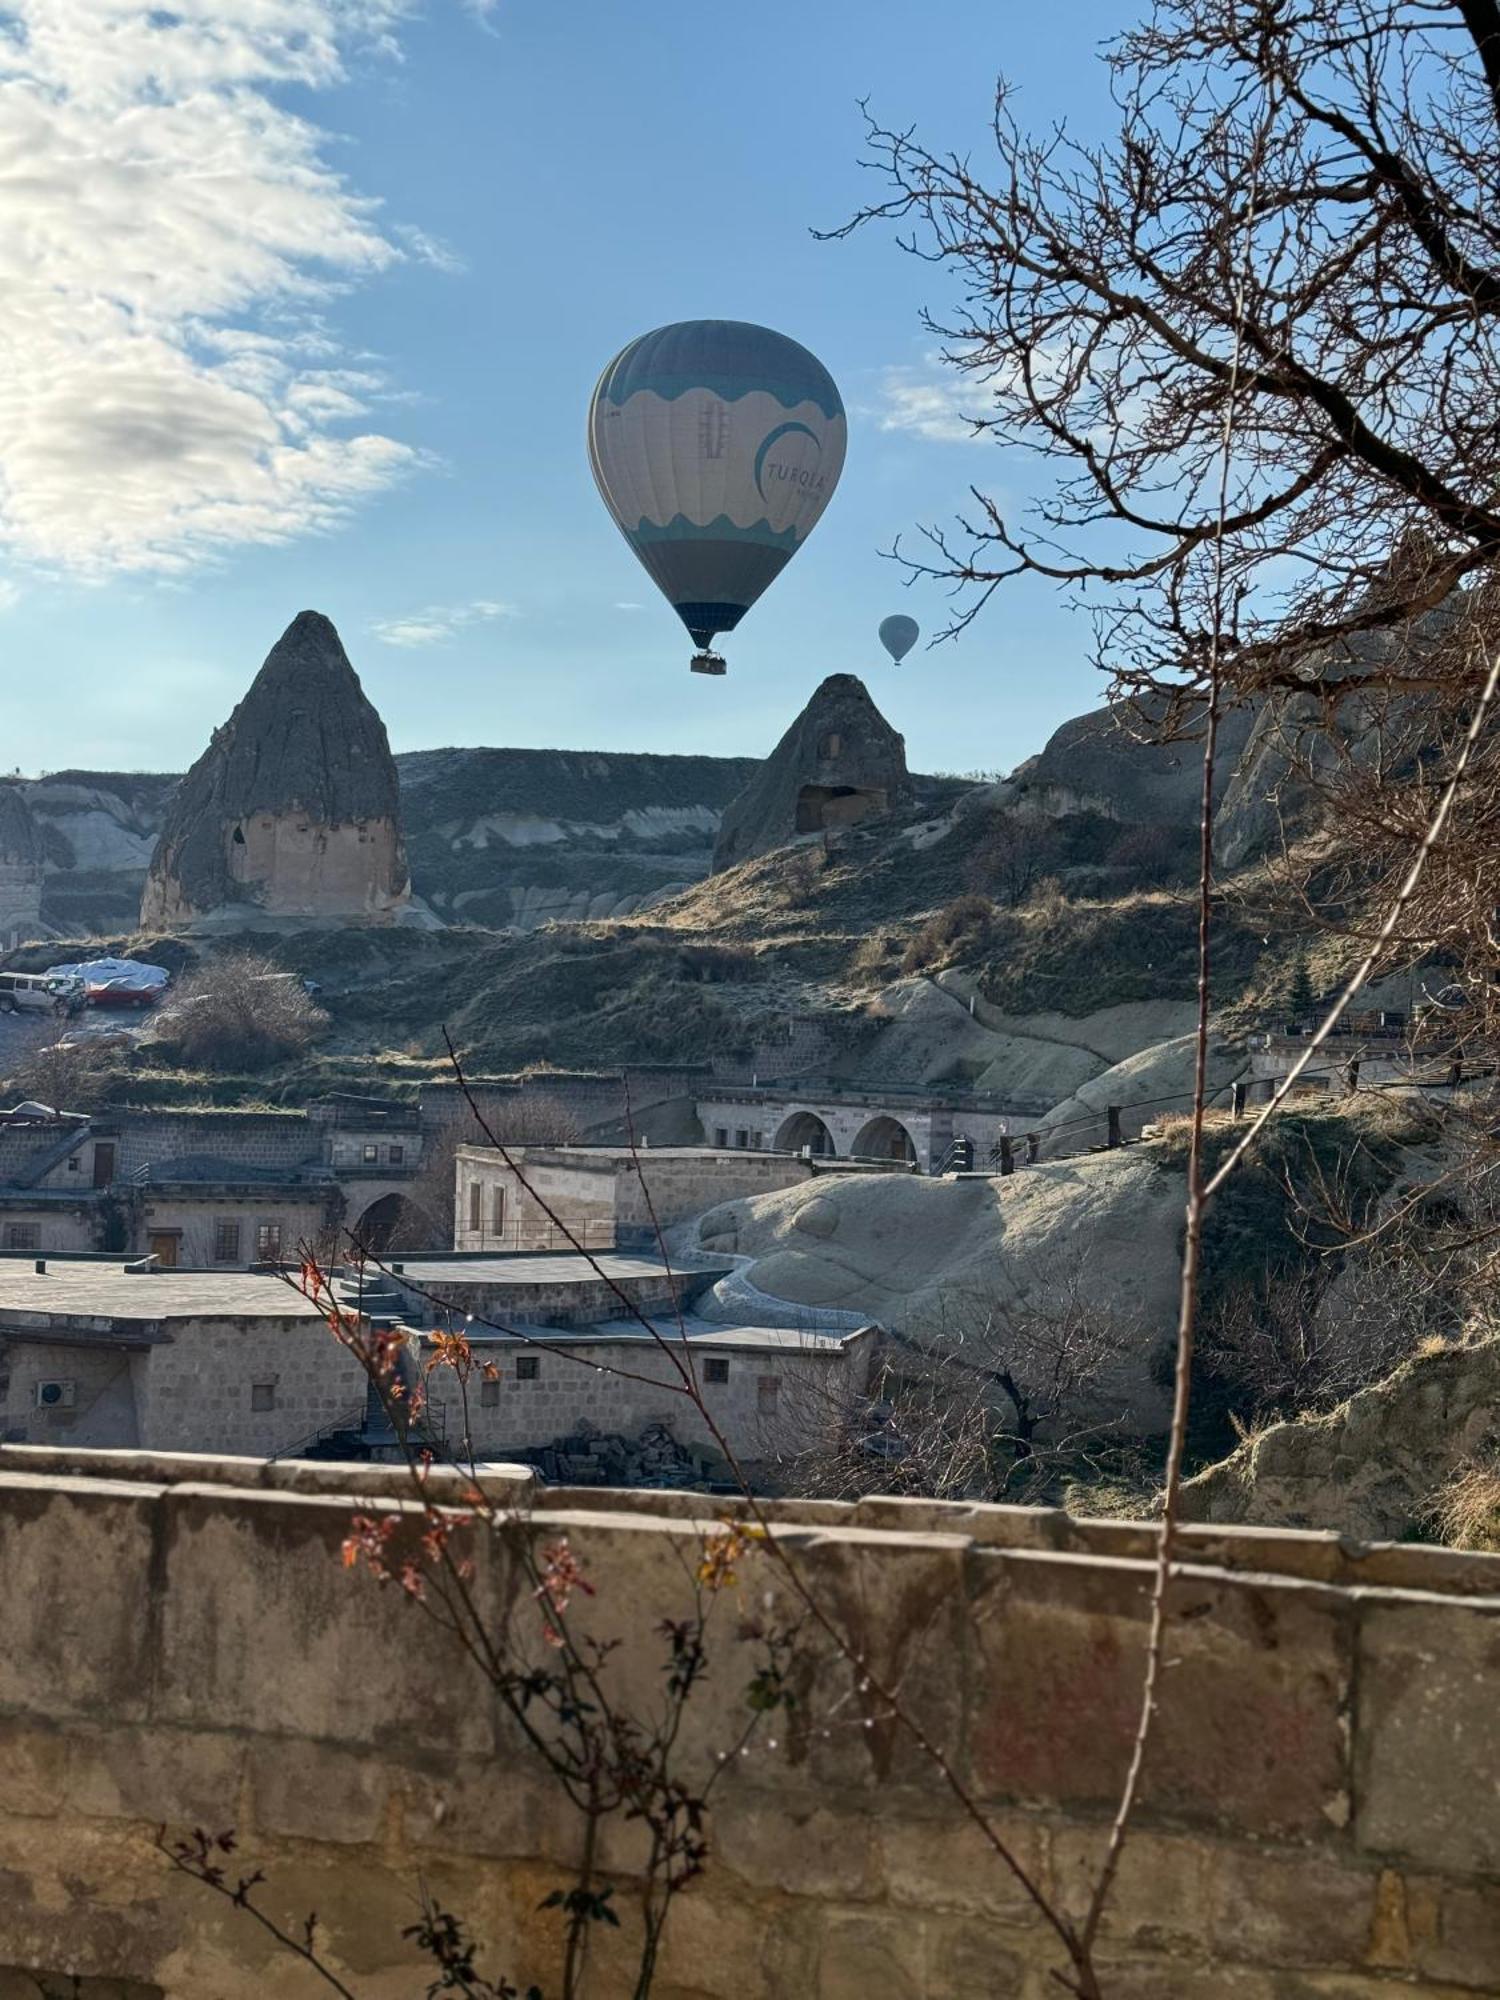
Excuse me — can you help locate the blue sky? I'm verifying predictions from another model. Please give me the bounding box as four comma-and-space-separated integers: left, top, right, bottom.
1, 0, 1130, 777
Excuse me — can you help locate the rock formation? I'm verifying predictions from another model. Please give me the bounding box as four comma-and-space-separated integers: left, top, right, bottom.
0, 785, 44, 946
712, 673, 913, 872
1181, 1335, 1500, 1540
994, 694, 1256, 829
140, 612, 411, 929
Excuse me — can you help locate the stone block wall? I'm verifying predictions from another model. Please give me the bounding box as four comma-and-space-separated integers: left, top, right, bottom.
1, 1458, 1499, 1997
138, 1190, 337, 1269
420, 1329, 873, 1465
107, 1112, 321, 1179
133, 1314, 366, 1455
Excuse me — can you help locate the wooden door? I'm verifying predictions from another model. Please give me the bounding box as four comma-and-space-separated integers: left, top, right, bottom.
149, 1233, 179, 1268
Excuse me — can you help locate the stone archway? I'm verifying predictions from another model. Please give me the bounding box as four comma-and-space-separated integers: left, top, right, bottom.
852, 1114, 918, 1165
353, 1190, 415, 1253
773, 1109, 837, 1157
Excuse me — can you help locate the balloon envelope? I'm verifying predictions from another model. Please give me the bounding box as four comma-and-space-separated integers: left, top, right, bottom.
879, 614, 919, 663
588, 320, 846, 651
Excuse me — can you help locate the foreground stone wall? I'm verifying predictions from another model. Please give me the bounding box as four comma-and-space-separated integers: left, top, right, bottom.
1, 1453, 1499, 1998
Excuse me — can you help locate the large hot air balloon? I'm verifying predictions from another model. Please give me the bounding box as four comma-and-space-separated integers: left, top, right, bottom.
588, 320, 846, 675
879, 614, 919, 664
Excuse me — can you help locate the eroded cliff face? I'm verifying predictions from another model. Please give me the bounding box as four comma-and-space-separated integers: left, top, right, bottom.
0, 786, 44, 945
140, 611, 411, 929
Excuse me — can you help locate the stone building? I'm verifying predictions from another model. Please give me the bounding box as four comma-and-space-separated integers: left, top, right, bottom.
140, 610, 411, 928
0, 1098, 427, 1264
0, 783, 44, 947
0, 1259, 363, 1453
711, 672, 914, 871
450, 1142, 819, 1252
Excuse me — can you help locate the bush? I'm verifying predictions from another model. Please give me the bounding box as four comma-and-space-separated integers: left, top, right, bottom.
901, 894, 997, 973
3, 1035, 117, 1113
158, 952, 329, 1071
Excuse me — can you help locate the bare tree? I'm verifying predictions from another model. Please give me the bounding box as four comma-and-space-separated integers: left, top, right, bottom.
158, 951, 328, 1070
827, 3, 1500, 695
768, 1267, 1135, 1505
2, 1034, 115, 1112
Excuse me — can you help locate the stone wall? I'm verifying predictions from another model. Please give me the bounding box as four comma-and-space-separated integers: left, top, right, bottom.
1, 1455, 1499, 1996
419, 1327, 874, 1466
0, 1316, 364, 1456
451, 1147, 817, 1253
138, 1190, 339, 1270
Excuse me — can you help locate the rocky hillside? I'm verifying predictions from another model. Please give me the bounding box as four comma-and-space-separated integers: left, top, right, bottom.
13, 748, 763, 937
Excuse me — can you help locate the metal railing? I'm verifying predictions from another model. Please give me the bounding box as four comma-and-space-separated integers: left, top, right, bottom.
454, 1220, 617, 1254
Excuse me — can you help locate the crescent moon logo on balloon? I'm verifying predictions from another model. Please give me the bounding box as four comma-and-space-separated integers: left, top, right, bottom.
754, 421, 821, 503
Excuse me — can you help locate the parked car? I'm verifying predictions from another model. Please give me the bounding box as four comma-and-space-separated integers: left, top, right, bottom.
0, 972, 70, 1015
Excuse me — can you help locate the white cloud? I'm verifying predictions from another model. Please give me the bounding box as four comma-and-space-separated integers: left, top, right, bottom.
371, 598, 518, 647
870, 360, 994, 444
0, 580, 20, 613
0, 2, 436, 575
615, 600, 646, 612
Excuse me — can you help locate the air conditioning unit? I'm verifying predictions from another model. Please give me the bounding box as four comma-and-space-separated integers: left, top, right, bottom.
33, 1380, 76, 1410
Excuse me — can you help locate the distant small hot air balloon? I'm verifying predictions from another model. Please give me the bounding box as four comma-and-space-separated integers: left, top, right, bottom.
879, 614, 919, 665
588, 319, 846, 675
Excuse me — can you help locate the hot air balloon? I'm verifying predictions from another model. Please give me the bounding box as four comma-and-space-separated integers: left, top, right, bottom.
588, 320, 846, 675
879, 614, 919, 665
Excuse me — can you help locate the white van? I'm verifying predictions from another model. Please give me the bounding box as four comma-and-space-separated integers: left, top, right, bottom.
0, 973, 66, 1015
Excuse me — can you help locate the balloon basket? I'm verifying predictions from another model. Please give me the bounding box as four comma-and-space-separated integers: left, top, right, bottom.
690, 651, 727, 677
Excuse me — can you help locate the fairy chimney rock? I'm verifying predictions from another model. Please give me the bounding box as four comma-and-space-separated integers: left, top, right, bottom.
140, 612, 411, 929
712, 673, 913, 871
0, 785, 44, 946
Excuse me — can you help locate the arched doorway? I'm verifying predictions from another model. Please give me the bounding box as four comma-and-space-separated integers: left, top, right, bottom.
773, 1109, 836, 1157
852, 1115, 918, 1165
353, 1191, 415, 1253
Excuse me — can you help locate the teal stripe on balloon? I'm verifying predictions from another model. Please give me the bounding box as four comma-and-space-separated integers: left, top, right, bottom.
602, 373, 844, 419
629, 513, 803, 551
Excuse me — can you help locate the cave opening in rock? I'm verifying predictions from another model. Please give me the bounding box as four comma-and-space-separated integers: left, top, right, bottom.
794, 784, 887, 834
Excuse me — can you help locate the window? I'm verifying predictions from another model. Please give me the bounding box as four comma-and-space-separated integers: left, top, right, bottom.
703, 1358, 729, 1385
480, 1376, 500, 1407
4, 1224, 39, 1251
714, 1127, 729, 1148
516, 1354, 540, 1382
213, 1219, 242, 1264
819, 730, 842, 758
389, 1143, 405, 1166
250, 1382, 276, 1412
491, 1185, 507, 1235
363, 1143, 379, 1164
751, 1132, 764, 1150
66, 1157, 80, 1173
468, 1181, 482, 1232
758, 1375, 780, 1414
735, 1129, 749, 1149
256, 1221, 283, 1262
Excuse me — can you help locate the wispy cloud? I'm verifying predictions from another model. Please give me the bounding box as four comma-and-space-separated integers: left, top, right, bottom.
0, 581, 20, 614
615, 600, 647, 612
870, 361, 993, 444
0, 2, 449, 576
371, 599, 519, 648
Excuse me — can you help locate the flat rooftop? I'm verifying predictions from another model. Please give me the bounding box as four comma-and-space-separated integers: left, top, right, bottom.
0, 1257, 323, 1327
416, 1314, 863, 1354
454, 1145, 803, 1162
389, 1252, 719, 1287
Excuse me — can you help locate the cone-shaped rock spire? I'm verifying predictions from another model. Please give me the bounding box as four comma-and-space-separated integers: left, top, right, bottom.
140, 611, 410, 927
712, 673, 912, 871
